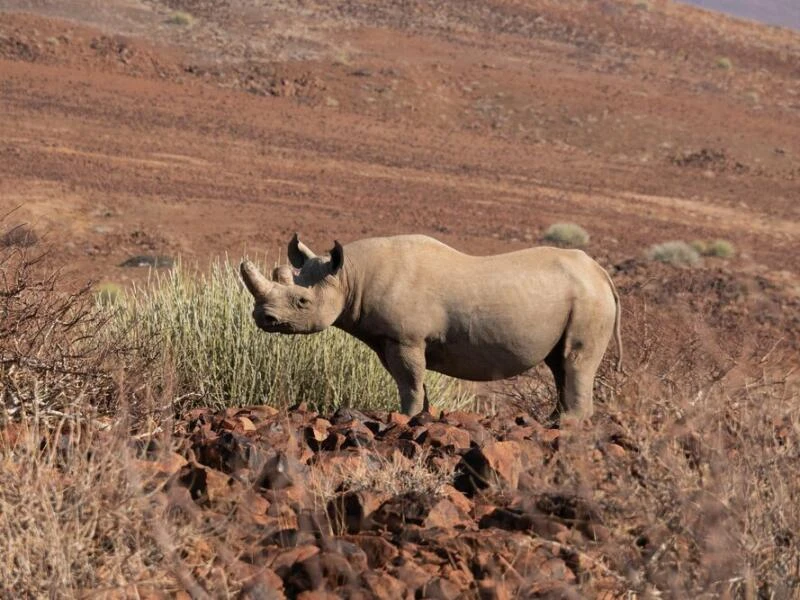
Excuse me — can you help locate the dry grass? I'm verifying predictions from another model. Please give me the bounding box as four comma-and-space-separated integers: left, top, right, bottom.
646, 240, 701, 266
105, 258, 469, 414
542, 222, 590, 248
540, 303, 800, 597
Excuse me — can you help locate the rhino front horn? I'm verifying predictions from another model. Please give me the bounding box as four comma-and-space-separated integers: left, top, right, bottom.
240, 260, 274, 299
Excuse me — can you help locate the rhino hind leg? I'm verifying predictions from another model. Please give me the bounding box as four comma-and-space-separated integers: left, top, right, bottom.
544, 337, 567, 420
545, 303, 615, 424
384, 342, 427, 416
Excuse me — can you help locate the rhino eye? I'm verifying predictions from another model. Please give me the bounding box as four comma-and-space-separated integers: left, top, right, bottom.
296, 296, 311, 308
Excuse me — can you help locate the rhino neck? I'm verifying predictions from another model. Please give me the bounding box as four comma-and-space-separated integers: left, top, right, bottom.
332, 258, 363, 334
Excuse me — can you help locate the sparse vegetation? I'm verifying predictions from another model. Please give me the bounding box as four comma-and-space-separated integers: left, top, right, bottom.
542, 222, 590, 248
705, 238, 735, 258
690, 239, 708, 255
95, 282, 123, 305
165, 11, 194, 27
106, 259, 468, 414
691, 238, 735, 259
1, 223, 38, 248
646, 240, 701, 266
716, 56, 733, 70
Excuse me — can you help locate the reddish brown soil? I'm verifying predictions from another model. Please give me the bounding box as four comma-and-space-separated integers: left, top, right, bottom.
1, 2, 799, 285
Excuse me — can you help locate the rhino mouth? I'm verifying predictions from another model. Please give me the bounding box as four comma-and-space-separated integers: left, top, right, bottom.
253, 310, 293, 333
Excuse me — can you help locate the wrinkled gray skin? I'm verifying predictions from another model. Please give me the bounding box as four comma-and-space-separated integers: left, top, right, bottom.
241, 234, 622, 423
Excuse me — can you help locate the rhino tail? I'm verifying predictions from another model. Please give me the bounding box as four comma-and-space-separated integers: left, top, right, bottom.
603, 268, 623, 372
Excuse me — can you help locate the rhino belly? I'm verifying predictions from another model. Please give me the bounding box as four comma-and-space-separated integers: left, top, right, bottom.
424, 337, 554, 381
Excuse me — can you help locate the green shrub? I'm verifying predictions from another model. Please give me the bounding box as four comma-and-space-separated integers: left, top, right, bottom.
165, 11, 194, 26
95, 282, 123, 306
716, 56, 733, 70
542, 223, 589, 248
106, 259, 468, 413
646, 241, 701, 266
690, 239, 735, 259
705, 239, 735, 259
690, 239, 708, 255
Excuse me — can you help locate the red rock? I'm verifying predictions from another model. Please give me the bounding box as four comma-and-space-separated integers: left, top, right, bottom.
440, 564, 475, 591
604, 443, 626, 458
295, 592, 339, 600
440, 485, 473, 515
416, 423, 471, 450
238, 416, 257, 432
132, 452, 187, 492
424, 498, 473, 530
320, 431, 346, 451
505, 425, 540, 441
371, 492, 437, 533
328, 490, 390, 534
242, 405, 280, 420
256, 451, 303, 490
397, 438, 422, 458
235, 490, 271, 526
233, 564, 285, 599
363, 571, 409, 600
270, 545, 320, 577
388, 412, 411, 427
293, 552, 356, 594
458, 440, 540, 492
422, 577, 462, 600
265, 501, 298, 530
477, 579, 512, 600
441, 411, 484, 426
343, 534, 399, 568
392, 560, 433, 592
473, 503, 497, 521
539, 557, 576, 583
539, 429, 561, 445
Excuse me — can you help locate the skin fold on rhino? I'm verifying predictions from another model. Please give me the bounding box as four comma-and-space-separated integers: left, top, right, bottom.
240, 234, 622, 423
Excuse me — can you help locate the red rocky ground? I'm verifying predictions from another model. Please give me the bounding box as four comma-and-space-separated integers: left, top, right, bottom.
136, 404, 652, 599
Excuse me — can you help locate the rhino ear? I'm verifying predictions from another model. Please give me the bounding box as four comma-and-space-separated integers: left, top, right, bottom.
288, 233, 316, 268
329, 241, 344, 275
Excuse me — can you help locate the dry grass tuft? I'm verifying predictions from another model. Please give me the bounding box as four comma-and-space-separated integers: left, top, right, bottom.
105, 258, 469, 414
542, 222, 590, 248
646, 240, 701, 266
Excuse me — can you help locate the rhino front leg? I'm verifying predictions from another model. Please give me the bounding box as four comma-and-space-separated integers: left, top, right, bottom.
383, 341, 427, 415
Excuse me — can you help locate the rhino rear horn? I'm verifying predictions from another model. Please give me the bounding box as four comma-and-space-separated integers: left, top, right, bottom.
240, 260, 274, 299
288, 233, 316, 268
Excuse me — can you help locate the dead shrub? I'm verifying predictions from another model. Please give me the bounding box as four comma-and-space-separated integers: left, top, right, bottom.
0, 218, 151, 422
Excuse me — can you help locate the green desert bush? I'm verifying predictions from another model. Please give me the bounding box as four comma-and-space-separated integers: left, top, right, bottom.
165, 11, 194, 26
107, 259, 468, 413
646, 240, 701, 266
690, 239, 708, 255
705, 239, 735, 258
716, 56, 733, 70
94, 282, 123, 306
542, 223, 589, 248
691, 239, 735, 259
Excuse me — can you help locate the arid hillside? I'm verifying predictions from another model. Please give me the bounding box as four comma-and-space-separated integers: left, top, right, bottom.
1, 0, 799, 281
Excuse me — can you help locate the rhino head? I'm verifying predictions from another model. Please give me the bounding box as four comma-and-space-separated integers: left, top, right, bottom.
240, 234, 346, 334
